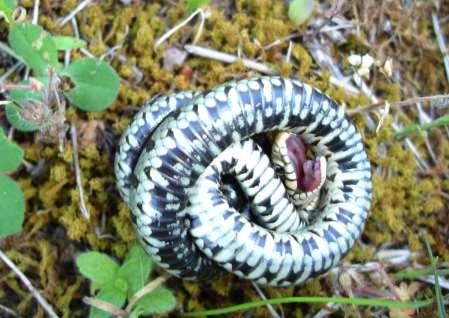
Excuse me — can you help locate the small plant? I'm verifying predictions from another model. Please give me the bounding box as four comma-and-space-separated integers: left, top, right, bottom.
0, 129, 24, 238
186, 0, 211, 13
0, 1, 120, 235
0, 0, 16, 23
288, 0, 316, 26
76, 246, 176, 318
0, 0, 119, 133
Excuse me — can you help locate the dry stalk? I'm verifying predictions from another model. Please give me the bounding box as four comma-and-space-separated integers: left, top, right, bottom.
70, 123, 91, 220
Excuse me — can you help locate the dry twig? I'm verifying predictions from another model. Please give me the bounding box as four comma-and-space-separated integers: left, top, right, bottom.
0, 62, 23, 84
251, 282, 282, 318
154, 9, 209, 49
432, 13, 449, 84
375, 101, 390, 133
262, 33, 300, 50
58, 0, 93, 26
70, 123, 90, 220
31, 0, 40, 25
184, 44, 276, 74
0, 304, 22, 318
0, 248, 59, 318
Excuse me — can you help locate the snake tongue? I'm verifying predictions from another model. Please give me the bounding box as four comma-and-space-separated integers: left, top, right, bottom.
286, 134, 323, 193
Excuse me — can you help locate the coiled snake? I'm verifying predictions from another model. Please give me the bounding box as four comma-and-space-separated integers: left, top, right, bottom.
115, 76, 372, 287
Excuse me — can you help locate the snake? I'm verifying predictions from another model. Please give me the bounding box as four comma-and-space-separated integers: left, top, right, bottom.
115, 76, 372, 287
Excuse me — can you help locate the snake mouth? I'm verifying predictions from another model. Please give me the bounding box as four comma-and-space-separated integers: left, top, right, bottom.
285, 134, 325, 193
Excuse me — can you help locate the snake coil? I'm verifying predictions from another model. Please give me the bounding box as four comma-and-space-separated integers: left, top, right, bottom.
115, 76, 372, 286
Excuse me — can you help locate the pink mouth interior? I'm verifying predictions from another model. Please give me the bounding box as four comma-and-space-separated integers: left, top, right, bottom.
285, 135, 322, 192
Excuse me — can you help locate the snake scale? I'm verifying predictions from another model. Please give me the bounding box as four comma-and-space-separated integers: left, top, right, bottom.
115, 76, 372, 287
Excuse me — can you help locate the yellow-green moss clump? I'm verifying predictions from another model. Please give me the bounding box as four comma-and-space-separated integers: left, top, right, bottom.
2, 0, 449, 317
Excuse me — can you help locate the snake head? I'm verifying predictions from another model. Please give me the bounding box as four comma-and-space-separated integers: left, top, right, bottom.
282, 133, 326, 193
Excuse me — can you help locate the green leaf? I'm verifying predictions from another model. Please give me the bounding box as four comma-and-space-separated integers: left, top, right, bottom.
5, 103, 41, 132
8, 23, 59, 75
129, 311, 139, 318
0, 175, 25, 239
131, 287, 176, 317
288, 0, 315, 26
118, 246, 154, 297
0, 130, 23, 172
61, 58, 120, 111
113, 277, 128, 294
76, 252, 119, 286
5, 78, 48, 132
52, 36, 86, 50
0, 0, 16, 23
186, 0, 210, 13
89, 282, 127, 318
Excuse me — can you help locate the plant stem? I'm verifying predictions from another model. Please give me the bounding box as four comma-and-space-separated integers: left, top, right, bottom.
395, 114, 449, 138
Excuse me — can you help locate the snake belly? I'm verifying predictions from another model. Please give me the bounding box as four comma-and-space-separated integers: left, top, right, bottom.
115, 76, 372, 287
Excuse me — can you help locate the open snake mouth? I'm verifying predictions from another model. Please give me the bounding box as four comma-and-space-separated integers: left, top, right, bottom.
285, 134, 324, 193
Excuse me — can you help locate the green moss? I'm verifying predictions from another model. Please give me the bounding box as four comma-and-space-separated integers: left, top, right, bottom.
59, 204, 89, 240
292, 44, 313, 77
339, 34, 370, 54
364, 139, 444, 253
374, 81, 401, 101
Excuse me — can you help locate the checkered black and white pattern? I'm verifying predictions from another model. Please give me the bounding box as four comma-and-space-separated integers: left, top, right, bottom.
115, 76, 372, 286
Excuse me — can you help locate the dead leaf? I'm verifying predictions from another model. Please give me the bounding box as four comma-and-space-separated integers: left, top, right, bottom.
76, 120, 105, 149
163, 47, 188, 71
